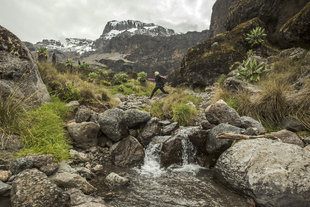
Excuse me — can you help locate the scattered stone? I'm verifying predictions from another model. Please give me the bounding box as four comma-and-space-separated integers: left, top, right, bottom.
0, 180, 11, 195
124, 109, 151, 128
57, 161, 77, 174
40, 163, 59, 176
302, 137, 310, 145
280, 116, 306, 132
25, 154, 54, 168
76, 167, 94, 180
70, 149, 89, 163
66, 188, 107, 207
111, 136, 144, 167
159, 120, 171, 126
105, 172, 129, 189
138, 117, 161, 147
0, 170, 11, 182
215, 139, 310, 207
244, 127, 260, 136
98, 108, 128, 142
271, 129, 304, 147
240, 116, 266, 134
92, 164, 103, 172
50, 172, 96, 194
201, 120, 215, 130
161, 122, 179, 135
205, 100, 242, 127
75, 105, 92, 123
66, 101, 80, 111
11, 169, 70, 207
67, 122, 100, 150
9, 157, 33, 175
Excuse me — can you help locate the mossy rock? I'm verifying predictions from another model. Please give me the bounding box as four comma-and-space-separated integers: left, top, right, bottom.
170, 18, 267, 88
280, 2, 310, 48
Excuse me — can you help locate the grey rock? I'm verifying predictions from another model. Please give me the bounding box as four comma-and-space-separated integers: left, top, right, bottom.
302, 137, 310, 145
39, 163, 59, 176
11, 169, 70, 207
0, 170, 11, 182
271, 130, 304, 147
111, 136, 144, 167
25, 154, 54, 168
188, 130, 209, 155
75, 105, 92, 123
105, 172, 129, 188
124, 109, 151, 128
0, 25, 51, 106
240, 116, 266, 134
67, 122, 100, 149
223, 77, 262, 94
0, 180, 11, 195
57, 161, 77, 174
205, 100, 242, 127
66, 101, 80, 111
206, 123, 242, 158
76, 167, 94, 180
138, 117, 161, 147
129, 129, 139, 137
159, 120, 171, 126
98, 108, 128, 142
50, 172, 96, 194
201, 120, 215, 130
280, 116, 306, 132
66, 188, 107, 207
9, 157, 33, 175
70, 149, 89, 163
215, 139, 310, 207
92, 164, 103, 172
161, 122, 179, 135
244, 127, 260, 136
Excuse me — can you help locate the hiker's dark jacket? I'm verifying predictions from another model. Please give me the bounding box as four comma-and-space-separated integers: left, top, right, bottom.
155, 75, 165, 87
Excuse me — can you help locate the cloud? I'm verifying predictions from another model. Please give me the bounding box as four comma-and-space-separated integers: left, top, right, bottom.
0, 0, 216, 43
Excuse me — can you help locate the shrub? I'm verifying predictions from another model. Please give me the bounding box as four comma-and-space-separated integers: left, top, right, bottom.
172, 103, 197, 126
245, 26, 267, 47
37, 47, 48, 62
137, 72, 147, 84
18, 97, 72, 161
88, 72, 99, 82
113, 73, 128, 85
235, 57, 266, 82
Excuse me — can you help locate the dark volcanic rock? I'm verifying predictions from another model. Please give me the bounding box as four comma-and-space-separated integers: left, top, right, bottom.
0, 25, 50, 105
9, 158, 33, 175
138, 117, 161, 147
123, 109, 151, 128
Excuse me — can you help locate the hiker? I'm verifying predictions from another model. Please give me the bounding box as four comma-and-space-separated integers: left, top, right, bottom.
149, 71, 169, 99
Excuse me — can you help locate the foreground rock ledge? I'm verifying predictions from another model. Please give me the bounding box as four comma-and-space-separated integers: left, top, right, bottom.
215, 138, 310, 207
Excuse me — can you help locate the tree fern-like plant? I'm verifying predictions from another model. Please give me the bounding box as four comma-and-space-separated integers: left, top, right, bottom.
235, 57, 266, 82
65, 59, 74, 73
245, 27, 267, 47
37, 47, 48, 62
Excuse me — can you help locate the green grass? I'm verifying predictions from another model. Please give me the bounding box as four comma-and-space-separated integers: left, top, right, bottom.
17, 97, 72, 161
109, 79, 155, 96
172, 103, 198, 126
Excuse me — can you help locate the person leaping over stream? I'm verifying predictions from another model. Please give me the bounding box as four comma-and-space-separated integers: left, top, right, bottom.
149, 71, 169, 99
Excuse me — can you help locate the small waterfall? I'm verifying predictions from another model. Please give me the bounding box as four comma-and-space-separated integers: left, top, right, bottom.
139, 136, 170, 177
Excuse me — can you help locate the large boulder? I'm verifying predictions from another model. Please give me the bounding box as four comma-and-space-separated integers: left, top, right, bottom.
0, 25, 50, 105
280, 2, 310, 48
169, 18, 265, 88
138, 117, 161, 147
110, 136, 144, 167
215, 139, 310, 207
50, 172, 96, 194
98, 108, 128, 142
67, 122, 100, 150
206, 123, 242, 163
66, 188, 108, 207
123, 109, 151, 128
11, 169, 70, 207
205, 99, 242, 127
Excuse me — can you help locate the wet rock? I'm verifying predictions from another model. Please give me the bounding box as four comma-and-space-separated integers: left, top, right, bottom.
70, 149, 89, 163
161, 122, 179, 136
188, 130, 209, 155
25, 154, 54, 168
205, 100, 242, 127
75, 105, 92, 123
0, 25, 51, 106
206, 123, 242, 163
280, 116, 306, 132
40, 163, 59, 176
67, 122, 100, 150
200, 120, 215, 130
0, 180, 11, 195
50, 172, 96, 194
111, 136, 144, 167
105, 172, 129, 188
240, 116, 266, 134
98, 108, 128, 142
66, 188, 107, 207
11, 169, 70, 207
0, 170, 11, 182
138, 117, 161, 147
271, 130, 304, 147
124, 109, 151, 128
215, 139, 310, 207
9, 157, 33, 175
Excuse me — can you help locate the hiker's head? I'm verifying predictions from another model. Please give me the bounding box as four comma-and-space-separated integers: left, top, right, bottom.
154, 71, 159, 76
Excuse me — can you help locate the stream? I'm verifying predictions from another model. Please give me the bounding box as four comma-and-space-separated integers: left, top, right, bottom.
95, 136, 249, 207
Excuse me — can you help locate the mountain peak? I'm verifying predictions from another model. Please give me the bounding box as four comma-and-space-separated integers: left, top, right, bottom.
101, 20, 175, 40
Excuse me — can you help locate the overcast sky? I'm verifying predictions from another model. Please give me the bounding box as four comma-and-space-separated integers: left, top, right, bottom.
0, 0, 216, 43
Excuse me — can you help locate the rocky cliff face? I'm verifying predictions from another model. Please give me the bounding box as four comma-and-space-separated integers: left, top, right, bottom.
210, 0, 309, 47
0, 25, 50, 105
